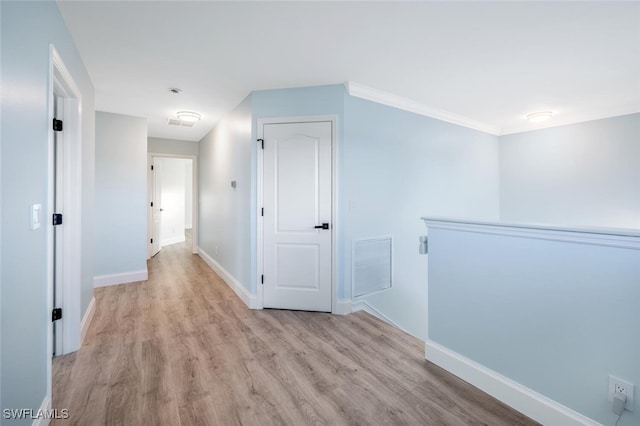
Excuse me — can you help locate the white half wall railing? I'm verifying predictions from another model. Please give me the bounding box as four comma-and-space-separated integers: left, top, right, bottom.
422, 217, 640, 426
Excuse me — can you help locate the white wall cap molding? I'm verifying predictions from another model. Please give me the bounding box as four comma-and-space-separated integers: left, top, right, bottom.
422, 217, 640, 250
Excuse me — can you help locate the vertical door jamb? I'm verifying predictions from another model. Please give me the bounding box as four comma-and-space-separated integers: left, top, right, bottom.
47, 44, 83, 405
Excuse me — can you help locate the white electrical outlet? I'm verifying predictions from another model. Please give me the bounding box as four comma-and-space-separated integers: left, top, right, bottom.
609, 375, 634, 412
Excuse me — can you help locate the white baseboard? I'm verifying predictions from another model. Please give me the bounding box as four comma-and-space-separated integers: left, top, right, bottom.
198, 248, 260, 309
161, 235, 185, 247
80, 296, 95, 344
32, 395, 51, 426
93, 269, 148, 288
333, 299, 352, 315
352, 299, 402, 329
425, 340, 601, 426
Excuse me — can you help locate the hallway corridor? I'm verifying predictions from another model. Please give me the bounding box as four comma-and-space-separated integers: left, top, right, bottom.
52, 240, 537, 425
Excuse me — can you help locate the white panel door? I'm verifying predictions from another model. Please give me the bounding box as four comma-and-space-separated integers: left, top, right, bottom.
263, 121, 332, 312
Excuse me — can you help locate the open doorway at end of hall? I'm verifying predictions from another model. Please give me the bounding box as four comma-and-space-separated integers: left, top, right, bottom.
147, 154, 198, 258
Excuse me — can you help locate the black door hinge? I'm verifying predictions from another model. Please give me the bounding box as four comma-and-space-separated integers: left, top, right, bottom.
261, 207, 264, 217
150, 201, 154, 207
52, 213, 63, 226
261, 275, 264, 284
150, 238, 153, 244
52, 118, 63, 132
52, 308, 62, 322
151, 165, 154, 170
257, 138, 264, 149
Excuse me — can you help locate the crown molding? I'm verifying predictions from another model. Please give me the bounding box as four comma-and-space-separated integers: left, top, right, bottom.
344, 81, 640, 138
499, 108, 640, 136
344, 81, 502, 136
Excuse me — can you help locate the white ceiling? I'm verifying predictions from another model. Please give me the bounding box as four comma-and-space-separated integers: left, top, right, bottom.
57, 1, 640, 141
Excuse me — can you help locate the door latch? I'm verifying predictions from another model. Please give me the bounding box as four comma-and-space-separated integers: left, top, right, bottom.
52, 308, 62, 322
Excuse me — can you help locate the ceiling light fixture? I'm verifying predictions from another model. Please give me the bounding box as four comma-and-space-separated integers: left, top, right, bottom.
526, 111, 553, 122
168, 87, 182, 94
176, 111, 201, 123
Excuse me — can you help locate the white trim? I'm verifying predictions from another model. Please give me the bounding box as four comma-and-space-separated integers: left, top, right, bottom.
256, 124, 264, 309
93, 269, 148, 288
32, 395, 51, 426
47, 48, 84, 422
80, 297, 95, 344
161, 235, 186, 247
425, 340, 601, 426
345, 81, 640, 137
352, 300, 402, 330
333, 299, 352, 315
256, 116, 340, 314
147, 153, 199, 256
146, 154, 153, 259
198, 248, 260, 309
422, 217, 640, 250
500, 109, 640, 136
345, 81, 501, 136
331, 116, 340, 316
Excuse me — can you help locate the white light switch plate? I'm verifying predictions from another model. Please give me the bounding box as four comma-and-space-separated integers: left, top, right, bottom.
31, 204, 41, 230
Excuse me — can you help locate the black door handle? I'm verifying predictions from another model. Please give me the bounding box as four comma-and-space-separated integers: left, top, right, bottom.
314, 223, 330, 230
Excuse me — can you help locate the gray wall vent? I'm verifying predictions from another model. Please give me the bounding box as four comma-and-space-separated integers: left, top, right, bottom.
352, 237, 392, 298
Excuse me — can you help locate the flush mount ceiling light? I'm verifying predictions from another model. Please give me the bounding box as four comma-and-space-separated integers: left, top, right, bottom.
526, 111, 553, 122
168, 111, 202, 128
168, 87, 182, 94
176, 111, 201, 123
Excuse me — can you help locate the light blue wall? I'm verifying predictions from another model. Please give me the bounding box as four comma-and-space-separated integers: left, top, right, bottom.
199, 95, 253, 290
1, 1, 95, 421
95, 112, 147, 276
428, 226, 640, 425
198, 85, 346, 294
199, 83, 638, 424
500, 113, 640, 229
198, 84, 500, 338
212, 84, 500, 340
343, 96, 500, 338
148, 136, 199, 157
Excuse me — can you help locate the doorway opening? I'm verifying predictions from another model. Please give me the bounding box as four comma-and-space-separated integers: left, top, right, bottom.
147, 153, 198, 258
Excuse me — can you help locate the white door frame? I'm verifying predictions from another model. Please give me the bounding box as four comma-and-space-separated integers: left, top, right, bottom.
147, 153, 199, 257
47, 45, 83, 397
256, 116, 339, 313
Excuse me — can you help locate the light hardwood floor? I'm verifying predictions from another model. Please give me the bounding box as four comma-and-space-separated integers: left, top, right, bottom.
53, 235, 539, 426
